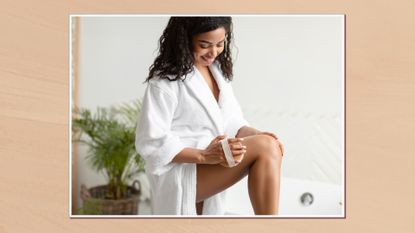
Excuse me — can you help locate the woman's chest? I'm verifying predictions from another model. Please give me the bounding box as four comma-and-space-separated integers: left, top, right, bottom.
173, 82, 233, 125
198, 69, 220, 103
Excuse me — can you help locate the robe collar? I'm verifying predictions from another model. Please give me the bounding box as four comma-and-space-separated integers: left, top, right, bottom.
185, 62, 228, 135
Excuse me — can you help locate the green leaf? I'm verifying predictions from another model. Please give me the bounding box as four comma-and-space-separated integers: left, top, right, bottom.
72, 99, 146, 200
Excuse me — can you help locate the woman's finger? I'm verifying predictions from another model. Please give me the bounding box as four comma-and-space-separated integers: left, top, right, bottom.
229, 143, 245, 150
257, 132, 284, 156
265, 132, 278, 139
260, 132, 278, 140
279, 141, 284, 156
214, 135, 226, 143
232, 149, 246, 156
228, 138, 244, 144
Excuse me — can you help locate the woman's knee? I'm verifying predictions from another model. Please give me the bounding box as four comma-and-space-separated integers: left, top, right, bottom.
251, 135, 282, 161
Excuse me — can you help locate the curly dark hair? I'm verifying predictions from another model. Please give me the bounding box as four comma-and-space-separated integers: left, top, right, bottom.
146, 17, 234, 82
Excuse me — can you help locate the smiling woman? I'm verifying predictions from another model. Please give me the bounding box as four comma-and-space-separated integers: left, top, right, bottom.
145, 17, 234, 82
192, 28, 226, 66
74, 15, 344, 217
136, 17, 284, 215
192, 28, 226, 103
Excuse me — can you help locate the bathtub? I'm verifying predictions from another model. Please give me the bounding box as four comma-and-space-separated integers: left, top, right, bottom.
225, 177, 344, 217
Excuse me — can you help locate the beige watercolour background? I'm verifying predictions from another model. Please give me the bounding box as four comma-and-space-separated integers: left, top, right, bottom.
0, 0, 414, 232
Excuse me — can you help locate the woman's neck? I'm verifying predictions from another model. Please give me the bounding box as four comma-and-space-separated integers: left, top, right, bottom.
195, 63, 209, 72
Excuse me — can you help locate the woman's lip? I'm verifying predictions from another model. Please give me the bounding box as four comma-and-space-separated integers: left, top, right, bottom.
202, 56, 214, 63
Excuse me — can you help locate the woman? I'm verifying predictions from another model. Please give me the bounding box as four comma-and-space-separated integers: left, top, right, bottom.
135, 17, 284, 215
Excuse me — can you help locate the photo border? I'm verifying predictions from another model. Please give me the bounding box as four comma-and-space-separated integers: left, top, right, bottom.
69, 14, 346, 219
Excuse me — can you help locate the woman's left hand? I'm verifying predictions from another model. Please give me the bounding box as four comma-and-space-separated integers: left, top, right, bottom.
257, 131, 278, 140
236, 126, 284, 156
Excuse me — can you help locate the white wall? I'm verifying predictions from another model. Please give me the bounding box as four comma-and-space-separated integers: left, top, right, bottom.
73, 15, 344, 214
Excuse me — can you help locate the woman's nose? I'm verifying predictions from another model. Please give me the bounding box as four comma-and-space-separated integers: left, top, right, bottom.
208, 47, 218, 57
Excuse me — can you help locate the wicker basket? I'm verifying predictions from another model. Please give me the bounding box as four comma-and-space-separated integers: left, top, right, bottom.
80, 180, 141, 215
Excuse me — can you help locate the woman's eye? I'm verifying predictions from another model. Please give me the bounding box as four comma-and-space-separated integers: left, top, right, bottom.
199, 43, 224, 49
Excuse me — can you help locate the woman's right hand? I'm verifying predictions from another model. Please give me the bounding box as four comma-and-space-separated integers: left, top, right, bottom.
200, 135, 246, 167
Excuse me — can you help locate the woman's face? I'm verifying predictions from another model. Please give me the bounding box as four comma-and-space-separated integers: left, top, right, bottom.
192, 27, 226, 67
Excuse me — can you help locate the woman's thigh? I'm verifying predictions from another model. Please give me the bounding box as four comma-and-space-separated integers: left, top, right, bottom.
196, 134, 282, 203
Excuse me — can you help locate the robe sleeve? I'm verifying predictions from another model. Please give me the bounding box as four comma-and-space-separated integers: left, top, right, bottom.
135, 82, 185, 176
225, 85, 250, 138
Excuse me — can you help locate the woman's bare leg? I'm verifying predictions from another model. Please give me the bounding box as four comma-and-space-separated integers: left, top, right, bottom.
247, 137, 282, 214
196, 134, 283, 215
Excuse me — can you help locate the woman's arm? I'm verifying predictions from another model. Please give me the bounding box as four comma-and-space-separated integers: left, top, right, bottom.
171, 148, 204, 164
171, 136, 246, 165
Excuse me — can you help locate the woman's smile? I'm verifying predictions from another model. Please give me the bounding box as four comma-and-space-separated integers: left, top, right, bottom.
201, 55, 215, 65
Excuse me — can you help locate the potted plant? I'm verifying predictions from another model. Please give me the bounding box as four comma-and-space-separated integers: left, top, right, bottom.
72, 99, 145, 215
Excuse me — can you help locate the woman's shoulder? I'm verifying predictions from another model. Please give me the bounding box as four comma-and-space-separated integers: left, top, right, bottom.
147, 75, 183, 97
148, 69, 198, 87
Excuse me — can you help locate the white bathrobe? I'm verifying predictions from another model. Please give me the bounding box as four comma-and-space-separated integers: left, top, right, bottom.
135, 62, 248, 215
